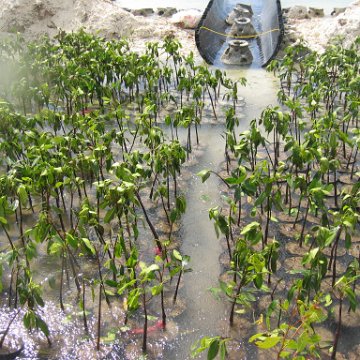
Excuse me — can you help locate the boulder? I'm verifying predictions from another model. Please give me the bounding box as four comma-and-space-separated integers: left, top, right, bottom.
131, 8, 154, 17
170, 9, 202, 29
287, 6, 309, 20
308, 7, 324, 18
157, 7, 177, 17
331, 7, 347, 16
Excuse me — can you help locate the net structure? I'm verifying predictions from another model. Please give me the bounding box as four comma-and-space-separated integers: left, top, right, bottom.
195, 0, 284, 67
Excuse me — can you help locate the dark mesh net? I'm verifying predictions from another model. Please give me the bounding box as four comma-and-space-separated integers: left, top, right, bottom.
195, 0, 284, 67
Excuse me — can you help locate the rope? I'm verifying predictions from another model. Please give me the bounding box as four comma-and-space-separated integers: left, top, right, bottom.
199, 26, 280, 39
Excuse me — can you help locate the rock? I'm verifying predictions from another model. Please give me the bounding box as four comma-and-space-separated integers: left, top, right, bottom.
338, 18, 348, 26
157, 7, 177, 17
170, 9, 202, 29
284, 29, 299, 44
131, 8, 154, 17
33, 0, 55, 20
331, 7, 347, 16
283, 1, 360, 54
0, 0, 57, 32
287, 6, 309, 20
282, 7, 290, 14
308, 7, 324, 18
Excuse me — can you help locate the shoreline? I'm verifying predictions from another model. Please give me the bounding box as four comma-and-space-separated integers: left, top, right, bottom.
0, 0, 359, 59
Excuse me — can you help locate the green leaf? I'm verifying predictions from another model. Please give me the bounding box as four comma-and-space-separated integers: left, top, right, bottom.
225, 177, 241, 185
197, 169, 211, 183
146, 264, 160, 273
105, 289, 116, 297
345, 232, 352, 250
151, 284, 163, 296
36, 315, 50, 336
201, 194, 211, 202
219, 341, 227, 360
104, 208, 116, 223
345, 287, 357, 311
23, 311, 35, 329
49, 241, 63, 256
170, 209, 178, 223
82, 238, 96, 255
207, 339, 219, 360
66, 233, 78, 248
101, 331, 116, 344
173, 249, 182, 261
254, 192, 267, 206
105, 280, 118, 288
17, 185, 28, 206
256, 336, 282, 349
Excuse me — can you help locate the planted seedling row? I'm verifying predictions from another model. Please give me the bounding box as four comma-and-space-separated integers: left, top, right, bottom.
0, 31, 244, 358
195, 38, 360, 360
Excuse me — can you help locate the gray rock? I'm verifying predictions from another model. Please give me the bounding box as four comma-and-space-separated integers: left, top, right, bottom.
287, 6, 309, 20
157, 7, 177, 17
338, 18, 348, 26
282, 7, 290, 14
308, 7, 324, 18
131, 8, 154, 17
331, 7, 347, 16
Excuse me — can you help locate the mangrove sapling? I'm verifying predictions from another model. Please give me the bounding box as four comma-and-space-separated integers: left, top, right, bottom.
222, 196, 237, 244
0, 195, 17, 252
300, 247, 329, 301
163, 36, 182, 87
331, 273, 359, 360
263, 241, 280, 286
224, 237, 267, 327
223, 165, 250, 227
46, 216, 82, 292
167, 194, 186, 243
299, 176, 332, 247
259, 107, 291, 173
17, 270, 52, 346
136, 262, 163, 353
202, 68, 218, 120
328, 204, 358, 287
152, 141, 186, 211
135, 190, 162, 252
246, 120, 269, 172
253, 170, 284, 247
346, 259, 359, 313
209, 207, 232, 260
250, 295, 328, 359
346, 129, 360, 177
170, 250, 191, 305
153, 258, 167, 328
224, 107, 239, 173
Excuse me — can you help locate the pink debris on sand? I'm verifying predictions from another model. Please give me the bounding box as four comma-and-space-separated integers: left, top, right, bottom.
154, 247, 162, 256
170, 9, 202, 29
129, 320, 165, 335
